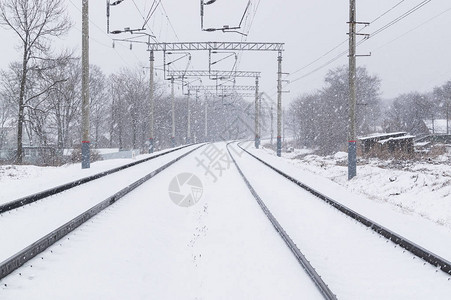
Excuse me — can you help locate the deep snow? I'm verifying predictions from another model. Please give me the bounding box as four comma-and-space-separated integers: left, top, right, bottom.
1, 142, 450, 299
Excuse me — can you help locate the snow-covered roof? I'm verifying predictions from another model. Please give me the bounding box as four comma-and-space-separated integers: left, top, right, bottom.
415, 141, 431, 147
378, 135, 415, 144
423, 119, 449, 134
359, 132, 407, 141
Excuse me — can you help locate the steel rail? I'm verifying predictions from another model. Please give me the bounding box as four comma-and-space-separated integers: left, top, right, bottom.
0, 144, 196, 214
0, 144, 205, 281
237, 142, 451, 276
226, 143, 337, 300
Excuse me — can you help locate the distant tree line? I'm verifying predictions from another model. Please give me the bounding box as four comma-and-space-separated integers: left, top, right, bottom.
287, 66, 382, 154
287, 65, 451, 155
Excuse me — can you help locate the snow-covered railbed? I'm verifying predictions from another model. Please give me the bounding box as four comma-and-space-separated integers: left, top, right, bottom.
0, 145, 200, 266
0, 142, 324, 299
230, 143, 451, 299
245, 142, 451, 264
0, 145, 189, 204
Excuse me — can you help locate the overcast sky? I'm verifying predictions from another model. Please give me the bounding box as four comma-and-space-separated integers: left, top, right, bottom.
0, 0, 450, 103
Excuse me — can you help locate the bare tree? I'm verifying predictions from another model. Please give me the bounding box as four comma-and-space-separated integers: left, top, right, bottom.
46, 58, 81, 151
0, 0, 71, 163
89, 65, 108, 148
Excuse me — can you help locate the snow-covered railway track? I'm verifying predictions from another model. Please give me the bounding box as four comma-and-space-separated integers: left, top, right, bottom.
0, 144, 194, 215
0, 144, 204, 281
237, 142, 451, 276
226, 143, 337, 300
229, 142, 451, 299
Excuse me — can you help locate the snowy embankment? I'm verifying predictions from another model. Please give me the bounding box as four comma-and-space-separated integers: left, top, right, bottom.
259, 145, 451, 230
0, 151, 163, 203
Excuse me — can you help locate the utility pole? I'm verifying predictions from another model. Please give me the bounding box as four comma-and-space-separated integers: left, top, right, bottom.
149, 50, 155, 153
259, 92, 263, 143
187, 89, 191, 144
271, 104, 274, 144
171, 76, 175, 147
447, 100, 449, 134
81, 0, 90, 169
348, 0, 357, 180
277, 51, 283, 157
204, 94, 208, 141
255, 76, 260, 149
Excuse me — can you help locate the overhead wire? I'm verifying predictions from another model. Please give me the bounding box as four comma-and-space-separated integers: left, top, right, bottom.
130, 0, 158, 37
369, 0, 431, 38
144, 0, 161, 28
67, 0, 141, 66
288, 0, 433, 83
289, 0, 407, 77
159, 0, 180, 41
374, 6, 451, 51
235, 0, 261, 73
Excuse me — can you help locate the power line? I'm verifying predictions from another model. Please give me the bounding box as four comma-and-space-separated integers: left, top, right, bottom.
369, 0, 432, 38
289, 0, 411, 77
130, 0, 158, 37
159, 0, 180, 40
369, 0, 406, 23
236, 0, 261, 73
288, 0, 432, 82
374, 6, 451, 51
67, 0, 140, 66
144, 0, 161, 28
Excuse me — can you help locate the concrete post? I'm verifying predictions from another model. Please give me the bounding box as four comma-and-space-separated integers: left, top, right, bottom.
277, 51, 283, 157
187, 89, 191, 144
81, 0, 90, 169
149, 50, 155, 153
204, 94, 208, 142
255, 76, 260, 149
348, 0, 357, 180
171, 77, 175, 147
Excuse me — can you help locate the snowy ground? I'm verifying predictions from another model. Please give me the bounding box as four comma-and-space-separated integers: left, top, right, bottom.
0, 142, 324, 299
260, 144, 451, 230
1, 142, 450, 299
0, 147, 186, 203
233, 142, 451, 299
248, 142, 451, 264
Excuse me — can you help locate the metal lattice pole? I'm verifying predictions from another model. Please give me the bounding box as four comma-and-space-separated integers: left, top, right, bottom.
81, 0, 90, 169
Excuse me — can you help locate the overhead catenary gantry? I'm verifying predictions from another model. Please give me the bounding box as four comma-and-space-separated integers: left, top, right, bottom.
167, 70, 260, 80
146, 42, 284, 52
168, 69, 262, 146
189, 85, 255, 91
109, 40, 285, 151
145, 41, 284, 154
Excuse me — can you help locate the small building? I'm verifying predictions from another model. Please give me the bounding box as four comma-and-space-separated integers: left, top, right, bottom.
416, 120, 451, 154
359, 132, 415, 157
378, 135, 415, 155
359, 132, 407, 154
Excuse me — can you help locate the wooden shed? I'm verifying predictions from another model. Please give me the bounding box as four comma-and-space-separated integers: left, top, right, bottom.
359, 132, 415, 157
